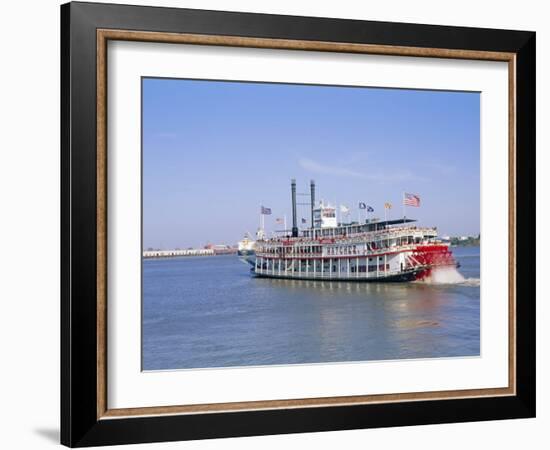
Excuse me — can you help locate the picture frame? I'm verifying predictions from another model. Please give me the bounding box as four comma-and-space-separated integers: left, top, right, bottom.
61, 1, 535, 447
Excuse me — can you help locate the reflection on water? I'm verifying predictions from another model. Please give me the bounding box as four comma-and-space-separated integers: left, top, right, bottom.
142, 247, 480, 370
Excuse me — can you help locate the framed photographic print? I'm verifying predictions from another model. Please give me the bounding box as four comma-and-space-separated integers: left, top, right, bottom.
61, 1, 536, 447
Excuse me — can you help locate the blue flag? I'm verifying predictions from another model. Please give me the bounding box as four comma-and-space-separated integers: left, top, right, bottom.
367, 206, 374, 212
359, 202, 366, 209
261, 206, 272, 215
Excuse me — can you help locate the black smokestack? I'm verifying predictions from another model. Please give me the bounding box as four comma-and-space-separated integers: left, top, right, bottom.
310, 179, 316, 229
291, 179, 298, 237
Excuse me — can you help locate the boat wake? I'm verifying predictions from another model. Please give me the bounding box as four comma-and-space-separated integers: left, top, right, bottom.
419, 266, 480, 287
459, 277, 481, 287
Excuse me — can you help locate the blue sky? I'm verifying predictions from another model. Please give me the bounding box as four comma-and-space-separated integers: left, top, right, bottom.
143, 78, 480, 249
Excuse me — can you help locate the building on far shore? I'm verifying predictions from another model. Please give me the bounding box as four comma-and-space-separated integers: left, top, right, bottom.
143, 248, 214, 258
204, 243, 238, 255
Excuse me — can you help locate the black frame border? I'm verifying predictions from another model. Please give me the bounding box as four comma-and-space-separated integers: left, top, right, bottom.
61, 2, 535, 447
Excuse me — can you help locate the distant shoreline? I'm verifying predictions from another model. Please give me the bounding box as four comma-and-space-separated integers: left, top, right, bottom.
143, 252, 236, 260
449, 237, 480, 247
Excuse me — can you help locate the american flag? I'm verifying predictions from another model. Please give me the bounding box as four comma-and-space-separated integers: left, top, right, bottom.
261, 206, 272, 215
403, 193, 421, 207
275, 218, 283, 224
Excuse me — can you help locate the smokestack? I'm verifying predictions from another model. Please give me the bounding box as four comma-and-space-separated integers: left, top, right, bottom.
310, 179, 316, 229
291, 179, 298, 237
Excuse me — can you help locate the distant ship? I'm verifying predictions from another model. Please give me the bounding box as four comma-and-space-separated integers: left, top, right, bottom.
251, 180, 457, 282
237, 232, 256, 257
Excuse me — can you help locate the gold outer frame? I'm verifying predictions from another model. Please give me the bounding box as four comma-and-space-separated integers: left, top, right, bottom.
96, 29, 516, 420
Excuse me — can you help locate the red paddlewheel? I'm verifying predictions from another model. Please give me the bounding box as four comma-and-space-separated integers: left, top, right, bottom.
410, 245, 456, 273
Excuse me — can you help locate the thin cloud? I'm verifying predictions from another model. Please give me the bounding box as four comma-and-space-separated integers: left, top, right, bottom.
298, 157, 365, 178
298, 157, 426, 182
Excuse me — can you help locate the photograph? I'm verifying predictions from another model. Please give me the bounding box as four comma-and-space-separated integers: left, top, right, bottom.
141, 78, 481, 371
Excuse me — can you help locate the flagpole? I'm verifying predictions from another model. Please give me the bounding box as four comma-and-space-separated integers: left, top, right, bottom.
284, 214, 287, 234
402, 192, 406, 224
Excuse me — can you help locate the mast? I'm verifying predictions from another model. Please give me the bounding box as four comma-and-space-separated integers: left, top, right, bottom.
310, 179, 316, 230
291, 179, 298, 237
402, 191, 406, 224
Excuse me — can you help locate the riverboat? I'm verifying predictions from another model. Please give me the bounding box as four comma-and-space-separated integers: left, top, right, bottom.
253, 180, 457, 282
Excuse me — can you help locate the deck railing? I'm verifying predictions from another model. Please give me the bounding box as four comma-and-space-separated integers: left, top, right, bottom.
258, 227, 438, 248
255, 244, 422, 259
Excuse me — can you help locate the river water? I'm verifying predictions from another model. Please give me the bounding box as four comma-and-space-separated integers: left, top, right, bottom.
142, 246, 480, 370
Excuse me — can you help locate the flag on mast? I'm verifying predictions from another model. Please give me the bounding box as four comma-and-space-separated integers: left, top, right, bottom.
275, 218, 283, 224
261, 206, 272, 215
359, 202, 366, 209
403, 193, 421, 207
384, 202, 391, 221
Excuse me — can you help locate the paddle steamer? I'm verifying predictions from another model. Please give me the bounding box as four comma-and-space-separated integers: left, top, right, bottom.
253, 180, 457, 282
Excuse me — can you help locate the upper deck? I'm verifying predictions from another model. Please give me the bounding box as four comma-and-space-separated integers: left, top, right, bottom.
256, 219, 440, 259
261, 219, 437, 245
302, 218, 416, 239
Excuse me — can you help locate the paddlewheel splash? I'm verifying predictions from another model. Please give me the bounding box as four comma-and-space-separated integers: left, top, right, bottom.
407, 244, 458, 281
